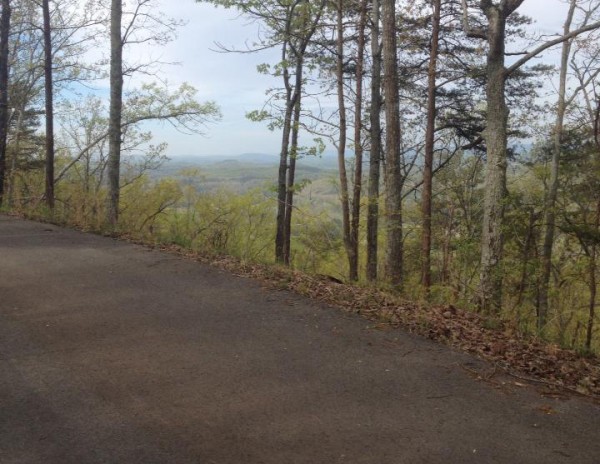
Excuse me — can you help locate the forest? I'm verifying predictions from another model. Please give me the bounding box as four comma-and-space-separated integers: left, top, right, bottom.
1, 0, 600, 355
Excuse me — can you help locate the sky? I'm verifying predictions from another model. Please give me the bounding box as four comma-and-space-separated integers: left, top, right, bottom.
118, 0, 572, 158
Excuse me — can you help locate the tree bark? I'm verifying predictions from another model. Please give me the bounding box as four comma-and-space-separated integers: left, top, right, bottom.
478, 5, 509, 314
366, 0, 382, 282
538, 0, 576, 332
275, 0, 323, 264
421, 0, 441, 294
336, 0, 356, 281
382, 0, 403, 287
283, 72, 302, 265
42, 0, 54, 210
0, 0, 10, 207
107, 0, 123, 226
275, 33, 294, 263
349, 0, 367, 282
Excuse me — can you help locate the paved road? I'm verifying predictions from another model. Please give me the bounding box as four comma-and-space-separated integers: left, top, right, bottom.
1, 215, 599, 463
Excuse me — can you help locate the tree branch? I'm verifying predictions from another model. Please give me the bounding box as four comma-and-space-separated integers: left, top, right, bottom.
506, 20, 600, 76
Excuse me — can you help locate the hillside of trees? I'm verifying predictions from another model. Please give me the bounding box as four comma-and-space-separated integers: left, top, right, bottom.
1, 0, 600, 356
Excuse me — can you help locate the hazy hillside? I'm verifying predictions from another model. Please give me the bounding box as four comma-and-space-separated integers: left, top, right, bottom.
154, 153, 340, 199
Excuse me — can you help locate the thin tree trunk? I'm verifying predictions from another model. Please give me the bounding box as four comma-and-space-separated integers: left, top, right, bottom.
382, 0, 403, 287
283, 6, 310, 264
42, 0, 54, 210
0, 0, 10, 207
107, 0, 123, 226
275, 37, 294, 263
421, 0, 441, 294
366, 0, 382, 282
538, 0, 576, 332
276, 0, 323, 264
7, 107, 22, 206
349, 0, 367, 282
283, 83, 302, 265
336, 0, 355, 280
478, 6, 509, 314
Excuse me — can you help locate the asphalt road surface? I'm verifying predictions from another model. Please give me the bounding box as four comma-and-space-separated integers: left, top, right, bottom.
1, 215, 599, 463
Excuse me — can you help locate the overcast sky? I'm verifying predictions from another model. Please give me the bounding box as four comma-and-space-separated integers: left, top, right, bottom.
123, 0, 572, 158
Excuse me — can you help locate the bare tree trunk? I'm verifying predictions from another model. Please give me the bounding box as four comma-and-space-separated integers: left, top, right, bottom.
336, 0, 355, 280
42, 0, 54, 210
107, 0, 123, 226
7, 107, 22, 207
538, 0, 576, 332
275, 37, 294, 263
421, 0, 441, 294
0, 0, 10, 207
366, 0, 382, 282
349, 0, 367, 282
275, 1, 324, 264
283, 84, 301, 265
478, 5, 509, 314
382, 0, 403, 287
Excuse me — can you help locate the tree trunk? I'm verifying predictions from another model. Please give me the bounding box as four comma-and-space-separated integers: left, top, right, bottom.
336, 0, 356, 281
478, 6, 509, 314
349, 0, 367, 282
366, 0, 382, 282
7, 107, 22, 207
42, 0, 54, 210
381, 0, 403, 287
538, 0, 576, 332
275, 0, 323, 264
107, 0, 123, 226
275, 37, 294, 263
0, 0, 10, 207
421, 0, 441, 294
283, 77, 302, 265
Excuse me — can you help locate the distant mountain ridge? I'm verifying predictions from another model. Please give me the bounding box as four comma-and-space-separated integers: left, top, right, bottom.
167, 151, 339, 168
169, 153, 278, 165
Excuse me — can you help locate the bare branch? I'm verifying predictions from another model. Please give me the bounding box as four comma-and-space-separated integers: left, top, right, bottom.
506, 20, 600, 76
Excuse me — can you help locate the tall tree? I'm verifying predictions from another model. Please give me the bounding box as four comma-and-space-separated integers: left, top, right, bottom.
421, 0, 441, 294
41, 0, 54, 209
350, 0, 367, 281
461, 0, 600, 314
204, 0, 324, 264
335, 0, 354, 280
281, 0, 324, 265
107, 0, 122, 226
106, 0, 182, 226
476, 0, 524, 314
0, 0, 10, 207
382, 0, 403, 287
538, 0, 577, 332
366, 0, 382, 281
